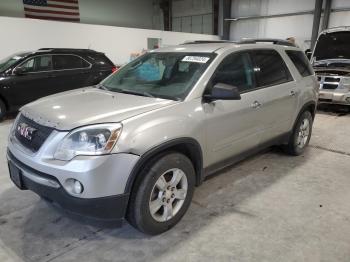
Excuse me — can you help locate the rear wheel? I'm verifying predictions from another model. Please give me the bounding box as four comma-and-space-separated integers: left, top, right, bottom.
284, 111, 313, 155
127, 152, 195, 235
0, 99, 6, 122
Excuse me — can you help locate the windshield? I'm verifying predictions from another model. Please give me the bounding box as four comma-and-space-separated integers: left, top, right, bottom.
101, 52, 216, 100
313, 31, 350, 61
0, 52, 29, 72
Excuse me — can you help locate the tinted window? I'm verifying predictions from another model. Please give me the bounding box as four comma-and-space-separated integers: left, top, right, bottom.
212, 52, 255, 93
53, 55, 90, 70
286, 50, 313, 77
87, 53, 114, 66
251, 50, 293, 87
20, 55, 52, 72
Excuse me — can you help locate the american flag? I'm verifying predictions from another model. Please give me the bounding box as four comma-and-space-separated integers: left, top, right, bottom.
23, 0, 80, 22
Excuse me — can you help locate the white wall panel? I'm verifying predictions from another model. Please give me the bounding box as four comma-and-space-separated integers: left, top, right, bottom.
328, 0, 350, 28
230, 0, 315, 49
0, 17, 219, 65
229, 0, 350, 50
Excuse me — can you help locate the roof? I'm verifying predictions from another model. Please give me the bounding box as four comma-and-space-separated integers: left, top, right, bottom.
153, 43, 232, 53
36, 48, 99, 53
154, 38, 298, 54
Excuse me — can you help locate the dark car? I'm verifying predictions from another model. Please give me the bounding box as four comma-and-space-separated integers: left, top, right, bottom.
0, 48, 116, 120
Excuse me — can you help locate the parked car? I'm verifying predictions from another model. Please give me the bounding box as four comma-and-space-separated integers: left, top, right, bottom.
7, 40, 318, 235
0, 48, 116, 120
311, 27, 350, 105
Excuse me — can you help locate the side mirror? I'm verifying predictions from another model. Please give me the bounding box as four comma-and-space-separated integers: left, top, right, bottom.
13, 67, 25, 75
204, 83, 241, 102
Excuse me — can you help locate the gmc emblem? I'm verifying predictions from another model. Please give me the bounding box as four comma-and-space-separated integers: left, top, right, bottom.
17, 123, 37, 141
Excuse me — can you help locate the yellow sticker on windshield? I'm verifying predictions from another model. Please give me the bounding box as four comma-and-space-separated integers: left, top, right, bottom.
182, 56, 210, 63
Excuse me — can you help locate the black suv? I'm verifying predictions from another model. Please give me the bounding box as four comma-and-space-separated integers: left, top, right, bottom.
0, 48, 116, 120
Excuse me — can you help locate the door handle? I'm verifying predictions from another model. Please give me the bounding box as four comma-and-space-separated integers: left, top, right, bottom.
290, 90, 296, 97
251, 101, 262, 109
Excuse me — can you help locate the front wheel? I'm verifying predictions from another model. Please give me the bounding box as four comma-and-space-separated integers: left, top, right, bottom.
127, 152, 195, 235
284, 111, 313, 155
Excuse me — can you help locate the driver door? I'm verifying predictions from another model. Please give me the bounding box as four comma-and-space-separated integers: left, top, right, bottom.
204, 51, 264, 167
9, 55, 56, 106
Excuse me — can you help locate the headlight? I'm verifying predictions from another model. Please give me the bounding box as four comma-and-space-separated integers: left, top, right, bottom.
340, 77, 350, 88
54, 123, 122, 161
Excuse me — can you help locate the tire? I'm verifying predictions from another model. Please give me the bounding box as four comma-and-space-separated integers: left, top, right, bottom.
0, 99, 6, 122
127, 152, 195, 235
284, 111, 313, 155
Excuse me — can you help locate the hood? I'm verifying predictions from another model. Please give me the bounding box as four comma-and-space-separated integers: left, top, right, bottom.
21, 87, 178, 130
313, 31, 350, 62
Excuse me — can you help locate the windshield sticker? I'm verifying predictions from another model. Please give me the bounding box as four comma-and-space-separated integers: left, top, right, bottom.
182, 56, 210, 63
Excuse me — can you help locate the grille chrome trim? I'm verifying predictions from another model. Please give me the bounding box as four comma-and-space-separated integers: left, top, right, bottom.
14, 115, 54, 153
318, 75, 341, 90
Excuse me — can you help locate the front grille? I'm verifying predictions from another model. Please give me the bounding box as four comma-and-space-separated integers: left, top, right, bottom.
14, 115, 54, 152
322, 83, 338, 89
324, 77, 340, 83
319, 98, 332, 102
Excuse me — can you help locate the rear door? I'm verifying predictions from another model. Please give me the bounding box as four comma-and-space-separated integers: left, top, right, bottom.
85, 53, 115, 84
52, 54, 92, 91
204, 51, 265, 167
249, 49, 298, 142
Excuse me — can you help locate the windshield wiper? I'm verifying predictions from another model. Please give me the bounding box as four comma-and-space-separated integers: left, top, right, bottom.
96, 84, 108, 90
118, 89, 155, 98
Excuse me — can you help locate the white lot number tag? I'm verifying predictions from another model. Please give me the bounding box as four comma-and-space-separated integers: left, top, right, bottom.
182, 56, 210, 63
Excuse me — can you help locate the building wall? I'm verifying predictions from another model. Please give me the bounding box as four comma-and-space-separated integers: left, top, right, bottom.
0, 0, 162, 29
172, 0, 213, 34
0, 16, 219, 65
229, 0, 350, 50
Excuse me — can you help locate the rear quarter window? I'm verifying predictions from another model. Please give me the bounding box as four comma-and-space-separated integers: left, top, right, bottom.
251, 49, 293, 88
53, 55, 90, 70
87, 53, 114, 67
286, 50, 313, 77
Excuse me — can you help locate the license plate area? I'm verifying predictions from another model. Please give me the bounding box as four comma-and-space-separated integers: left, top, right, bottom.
8, 161, 25, 190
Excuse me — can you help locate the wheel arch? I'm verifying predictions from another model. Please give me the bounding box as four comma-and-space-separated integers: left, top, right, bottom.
124, 137, 204, 195
297, 101, 317, 122
0, 93, 9, 110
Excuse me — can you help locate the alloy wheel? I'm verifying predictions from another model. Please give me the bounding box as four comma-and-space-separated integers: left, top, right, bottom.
149, 168, 188, 222
296, 118, 310, 148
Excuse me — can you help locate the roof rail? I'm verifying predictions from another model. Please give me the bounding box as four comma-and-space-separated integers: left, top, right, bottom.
182, 40, 236, 45
182, 38, 296, 47
38, 48, 97, 52
238, 38, 296, 47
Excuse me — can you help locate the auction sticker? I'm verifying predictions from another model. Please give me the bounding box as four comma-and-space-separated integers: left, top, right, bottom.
182, 56, 210, 63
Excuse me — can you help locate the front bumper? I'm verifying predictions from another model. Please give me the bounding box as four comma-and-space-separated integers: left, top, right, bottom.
318, 89, 350, 105
7, 128, 140, 221
8, 150, 129, 222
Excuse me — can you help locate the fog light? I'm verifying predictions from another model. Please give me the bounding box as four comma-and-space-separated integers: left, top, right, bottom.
346, 97, 350, 103
65, 179, 84, 195
73, 180, 83, 194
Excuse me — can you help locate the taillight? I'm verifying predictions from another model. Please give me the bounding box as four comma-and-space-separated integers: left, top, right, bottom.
112, 66, 118, 73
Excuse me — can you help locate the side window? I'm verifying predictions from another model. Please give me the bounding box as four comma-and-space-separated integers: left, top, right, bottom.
53, 55, 90, 70
87, 54, 114, 66
212, 52, 255, 93
251, 50, 293, 88
286, 50, 313, 77
20, 55, 52, 73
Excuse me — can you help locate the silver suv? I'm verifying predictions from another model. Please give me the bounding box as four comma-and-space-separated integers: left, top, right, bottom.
7, 40, 318, 235
312, 27, 350, 105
